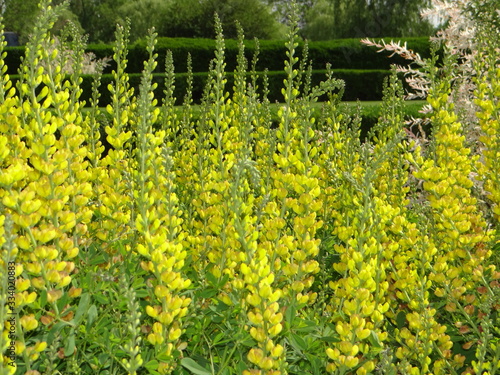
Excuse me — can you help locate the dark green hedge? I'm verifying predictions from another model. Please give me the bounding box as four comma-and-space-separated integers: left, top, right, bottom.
5, 69, 390, 106
73, 69, 390, 107
123, 37, 433, 74
4, 37, 434, 75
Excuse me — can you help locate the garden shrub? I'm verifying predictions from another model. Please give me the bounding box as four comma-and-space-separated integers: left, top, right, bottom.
0, 1, 499, 375
5, 37, 433, 76
6, 69, 393, 106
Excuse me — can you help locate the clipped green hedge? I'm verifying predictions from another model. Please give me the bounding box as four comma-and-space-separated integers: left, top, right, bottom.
3, 46, 24, 75
4, 37, 434, 75
73, 69, 390, 106
126, 37, 433, 74
6, 68, 404, 107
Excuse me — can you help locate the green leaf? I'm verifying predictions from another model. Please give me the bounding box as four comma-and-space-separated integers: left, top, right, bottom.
198, 288, 217, 299
89, 253, 108, 266
236, 361, 248, 374
213, 332, 227, 345
206, 272, 218, 287
86, 305, 98, 328
94, 293, 109, 305
47, 321, 68, 344
64, 329, 76, 356
73, 293, 90, 326
295, 319, 317, 333
40, 289, 47, 308
368, 331, 383, 349
289, 333, 307, 352
285, 304, 297, 328
396, 311, 406, 329
145, 360, 159, 371
180, 358, 212, 375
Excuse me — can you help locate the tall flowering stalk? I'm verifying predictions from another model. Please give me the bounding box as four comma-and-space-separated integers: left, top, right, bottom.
0, 1, 93, 372
411, 53, 495, 373
474, 40, 500, 226
131, 28, 191, 374
92, 20, 135, 251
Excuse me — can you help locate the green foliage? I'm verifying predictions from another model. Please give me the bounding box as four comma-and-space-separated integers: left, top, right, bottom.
1, 0, 39, 42
157, 0, 287, 40
4, 36, 433, 78
2, 0, 83, 44
6, 0, 437, 45
302, 0, 436, 40
67, 0, 286, 43
69, 0, 128, 43
72, 69, 390, 105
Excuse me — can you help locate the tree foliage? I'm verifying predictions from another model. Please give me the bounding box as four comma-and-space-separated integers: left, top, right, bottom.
3, 0, 435, 44
302, 0, 435, 40
1, 0, 39, 42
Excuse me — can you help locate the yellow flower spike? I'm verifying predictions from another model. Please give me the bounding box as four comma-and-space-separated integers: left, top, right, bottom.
220, 293, 232, 306
31, 277, 45, 289
147, 332, 163, 345
158, 312, 174, 325
326, 362, 337, 372
46, 248, 59, 260
154, 285, 169, 298
339, 341, 354, 355
240, 263, 252, 275
296, 294, 309, 304
259, 285, 272, 298
46, 270, 61, 283
178, 307, 189, 318
34, 342, 47, 352
168, 327, 182, 341
356, 328, 371, 340
259, 357, 274, 370
57, 275, 72, 288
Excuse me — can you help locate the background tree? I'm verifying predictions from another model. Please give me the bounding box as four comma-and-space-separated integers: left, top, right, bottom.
2, 0, 39, 42
70, 0, 128, 43
68, 0, 286, 42
4, 0, 435, 44
2, 0, 80, 43
193, 0, 287, 39
302, 0, 435, 40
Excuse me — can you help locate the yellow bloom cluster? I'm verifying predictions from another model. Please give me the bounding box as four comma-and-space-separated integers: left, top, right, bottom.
475, 59, 500, 224
92, 22, 134, 249
417, 82, 491, 293
409, 77, 493, 373
0, 15, 92, 364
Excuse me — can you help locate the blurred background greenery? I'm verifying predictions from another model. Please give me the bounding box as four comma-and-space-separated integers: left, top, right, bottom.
1, 0, 437, 44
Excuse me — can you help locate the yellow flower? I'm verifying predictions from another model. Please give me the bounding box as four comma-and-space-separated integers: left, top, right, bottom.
168, 327, 182, 341
20, 314, 39, 331
248, 348, 264, 365
34, 342, 47, 352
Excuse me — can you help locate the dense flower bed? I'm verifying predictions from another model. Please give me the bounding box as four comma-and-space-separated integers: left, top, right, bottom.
1, 2, 499, 375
